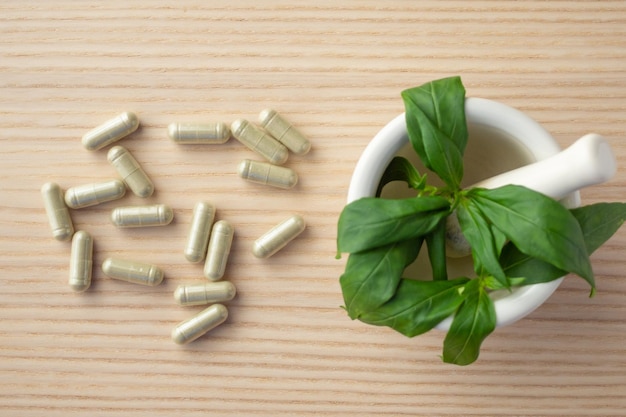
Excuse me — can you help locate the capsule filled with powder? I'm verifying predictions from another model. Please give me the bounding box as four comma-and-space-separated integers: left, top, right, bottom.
107, 145, 154, 198
171, 304, 229, 345
69, 230, 93, 292
184, 201, 215, 263
230, 119, 288, 165
237, 159, 298, 189
102, 258, 164, 286
82, 111, 139, 151
174, 281, 236, 306
258, 109, 311, 155
41, 182, 74, 241
252, 215, 306, 258
64, 179, 126, 209
111, 204, 173, 228
168, 122, 230, 144
203, 220, 234, 281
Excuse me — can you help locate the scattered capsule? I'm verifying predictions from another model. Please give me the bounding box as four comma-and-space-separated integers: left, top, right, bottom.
171, 304, 229, 345
167, 122, 231, 144
107, 145, 154, 198
41, 182, 74, 241
230, 119, 288, 165
203, 220, 234, 281
174, 281, 237, 306
64, 179, 126, 209
184, 201, 215, 263
82, 111, 139, 151
111, 204, 173, 228
101, 258, 164, 286
69, 231, 93, 292
237, 159, 298, 189
258, 109, 311, 155
252, 215, 306, 258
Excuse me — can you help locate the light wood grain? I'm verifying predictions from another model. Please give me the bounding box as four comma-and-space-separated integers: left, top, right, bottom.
1, 1, 626, 416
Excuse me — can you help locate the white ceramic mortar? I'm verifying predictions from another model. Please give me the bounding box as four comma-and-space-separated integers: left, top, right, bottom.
347, 97, 580, 329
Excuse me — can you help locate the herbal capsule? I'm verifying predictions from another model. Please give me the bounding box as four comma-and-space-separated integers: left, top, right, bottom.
111, 204, 173, 228
173, 281, 236, 306
203, 220, 234, 281
167, 122, 231, 144
64, 179, 126, 209
171, 304, 229, 345
41, 182, 74, 241
101, 257, 164, 286
107, 145, 154, 198
184, 201, 215, 263
82, 111, 139, 151
258, 109, 311, 155
237, 159, 298, 189
252, 215, 306, 258
230, 119, 288, 165
69, 231, 93, 292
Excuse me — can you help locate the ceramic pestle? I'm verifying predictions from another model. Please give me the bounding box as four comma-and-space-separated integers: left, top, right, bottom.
446, 133, 617, 257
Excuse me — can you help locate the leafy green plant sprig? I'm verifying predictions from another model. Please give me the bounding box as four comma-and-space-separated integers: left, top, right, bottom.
337, 76, 626, 365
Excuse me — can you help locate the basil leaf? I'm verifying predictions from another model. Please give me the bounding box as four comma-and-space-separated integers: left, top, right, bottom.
376, 156, 426, 197
401, 76, 467, 189
442, 279, 496, 366
426, 218, 448, 281
472, 185, 594, 288
570, 202, 626, 253
456, 199, 508, 288
500, 244, 566, 286
359, 277, 470, 337
501, 202, 626, 287
340, 238, 423, 319
491, 224, 508, 257
337, 196, 450, 254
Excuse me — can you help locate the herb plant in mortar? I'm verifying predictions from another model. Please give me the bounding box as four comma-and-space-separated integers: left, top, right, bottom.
336, 76, 626, 365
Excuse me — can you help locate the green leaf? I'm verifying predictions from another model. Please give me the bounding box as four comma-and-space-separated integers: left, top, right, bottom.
376, 156, 426, 197
442, 279, 496, 365
501, 202, 626, 287
426, 217, 448, 281
456, 199, 508, 288
340, 238, 423, 319
499, 244, 566, 287
570, 202, 626, 253
401, 76, 468, 189
337, 195, 451, 254
472, 185, 594, 288
359, 277, 470, 337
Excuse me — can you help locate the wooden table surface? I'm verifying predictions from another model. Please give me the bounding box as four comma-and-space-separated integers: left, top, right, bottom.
1, 2, 625, 416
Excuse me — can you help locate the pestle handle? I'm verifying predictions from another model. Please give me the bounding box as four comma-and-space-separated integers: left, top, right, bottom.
470, 133, 616, 199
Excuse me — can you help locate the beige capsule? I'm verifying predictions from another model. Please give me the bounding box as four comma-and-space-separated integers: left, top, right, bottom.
107, 146, 154, 198
111, 204, 173, 228
82, 111, 139, 151
252, 215, 306, 259
203, 220, 234, 281
69, 231, 93, 292
168, 122, 231, 144
171, 304, 229, 345
41, 182, 74, 241
230, 119, 288, 165
173, 281, 237, 306
184, 201, 215, 263
237, 159, 298, 189
258, 109, 311, 155
64, 179, 126, 209
101, 258, 164, 286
